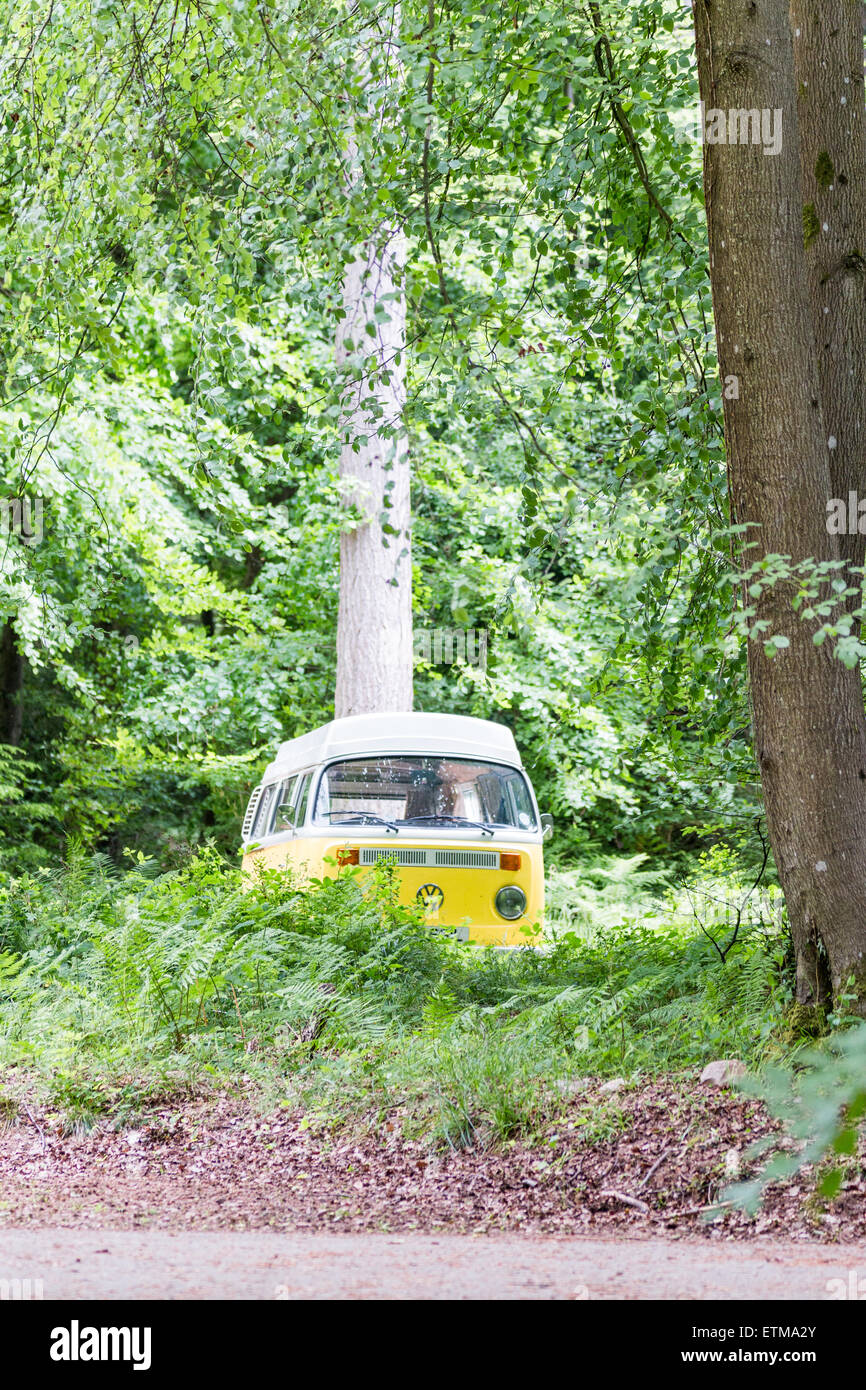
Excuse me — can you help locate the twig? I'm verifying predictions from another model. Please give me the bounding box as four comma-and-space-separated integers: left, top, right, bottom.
636, 1119, 695, 1194
667, 1201, 733, 1219
637, 1148, 673, 1192
21, 1101, 46, 1153
586, 1, 691, 254
600, 1189, 649, 1214
229, 982, 245, 1043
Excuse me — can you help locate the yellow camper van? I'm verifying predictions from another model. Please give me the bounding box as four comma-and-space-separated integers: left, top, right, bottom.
241, 712, 551, 945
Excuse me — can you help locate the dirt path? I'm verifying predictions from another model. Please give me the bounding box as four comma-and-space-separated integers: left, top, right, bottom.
1, 1228, 862, 1299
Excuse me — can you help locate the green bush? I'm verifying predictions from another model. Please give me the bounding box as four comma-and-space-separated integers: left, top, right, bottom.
0, 848, 793, 1145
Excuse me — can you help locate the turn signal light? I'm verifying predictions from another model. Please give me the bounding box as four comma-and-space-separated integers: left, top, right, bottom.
337, 848, 360, 866
499, 853, 522, 871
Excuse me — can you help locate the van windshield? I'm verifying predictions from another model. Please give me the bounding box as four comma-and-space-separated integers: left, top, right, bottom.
313, 756, 537, 831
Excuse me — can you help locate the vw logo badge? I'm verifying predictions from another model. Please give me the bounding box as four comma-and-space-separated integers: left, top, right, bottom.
417, 883, 445, 912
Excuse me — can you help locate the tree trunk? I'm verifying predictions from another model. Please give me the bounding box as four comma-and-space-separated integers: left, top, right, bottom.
334, 25, 412, 719
693, 0, 866, 1008
0, 619, 23, 746
792, 0, 866, 586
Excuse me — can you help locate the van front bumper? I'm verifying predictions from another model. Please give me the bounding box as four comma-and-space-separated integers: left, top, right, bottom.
441, 922, 543, 947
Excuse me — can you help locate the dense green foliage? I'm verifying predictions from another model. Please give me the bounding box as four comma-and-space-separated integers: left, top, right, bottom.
0, 0, 757, 873
0, 852, 790, 1141
6, 1, 856, 1207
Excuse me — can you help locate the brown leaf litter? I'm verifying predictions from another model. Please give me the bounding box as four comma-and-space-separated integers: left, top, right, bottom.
1, 1075, 863, 1240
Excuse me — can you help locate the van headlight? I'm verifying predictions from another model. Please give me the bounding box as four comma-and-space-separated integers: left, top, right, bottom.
495, 885, 526, 920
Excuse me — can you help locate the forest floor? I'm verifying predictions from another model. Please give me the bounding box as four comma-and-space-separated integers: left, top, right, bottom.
1, 1074, 863, 1242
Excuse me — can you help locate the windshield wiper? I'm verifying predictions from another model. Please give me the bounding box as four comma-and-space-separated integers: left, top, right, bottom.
330, 813, 399, 834
401, 814, 496, 838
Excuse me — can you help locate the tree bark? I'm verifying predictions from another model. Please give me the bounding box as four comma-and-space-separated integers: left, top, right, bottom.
334, 23, 413, 719
0, 619, 23, 746
791, 0, 866, 584
693, 0, 866, 1008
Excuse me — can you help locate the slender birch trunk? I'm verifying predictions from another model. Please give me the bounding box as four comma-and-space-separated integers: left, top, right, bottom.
334, 18, 412, 718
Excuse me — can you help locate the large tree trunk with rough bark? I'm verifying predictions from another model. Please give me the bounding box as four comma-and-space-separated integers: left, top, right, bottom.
334, 22, 412, 719
693, 0, 866, 1009
792, 0, 866, 586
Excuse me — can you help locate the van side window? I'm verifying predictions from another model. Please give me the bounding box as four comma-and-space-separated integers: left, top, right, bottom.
504, 773, 536, 829
251, 783, 278, 839
294, 772, 313, 828
274, 775, 298, 830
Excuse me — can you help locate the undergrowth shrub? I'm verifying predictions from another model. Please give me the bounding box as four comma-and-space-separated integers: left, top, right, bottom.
0, 847, 793, 1145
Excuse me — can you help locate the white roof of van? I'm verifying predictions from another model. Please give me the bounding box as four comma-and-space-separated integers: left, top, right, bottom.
262, 712, 522, 781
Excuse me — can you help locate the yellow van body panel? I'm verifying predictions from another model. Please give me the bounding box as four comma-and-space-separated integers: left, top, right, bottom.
242, 836, 544, 946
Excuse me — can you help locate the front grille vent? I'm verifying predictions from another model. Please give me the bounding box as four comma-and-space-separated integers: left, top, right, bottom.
435, 850, 498, 868
358, 847, 499, 869
360, 847, 431, 866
